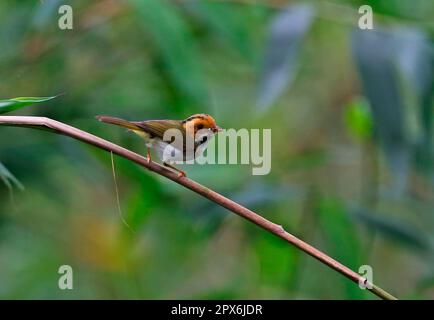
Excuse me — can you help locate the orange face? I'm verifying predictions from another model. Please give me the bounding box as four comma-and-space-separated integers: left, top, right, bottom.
182, 114, 222, 133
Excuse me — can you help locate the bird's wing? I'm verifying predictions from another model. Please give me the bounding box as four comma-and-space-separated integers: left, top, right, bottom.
133, 120, 184, 140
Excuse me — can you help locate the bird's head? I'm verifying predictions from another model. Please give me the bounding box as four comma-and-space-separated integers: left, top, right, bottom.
182, 114, 222, 134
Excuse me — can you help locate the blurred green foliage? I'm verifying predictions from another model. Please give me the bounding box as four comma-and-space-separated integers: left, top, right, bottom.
0, 0, 433, 299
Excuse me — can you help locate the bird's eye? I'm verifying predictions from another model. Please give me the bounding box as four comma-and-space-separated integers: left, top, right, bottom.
201, 136, 208, 143
197, 124, 204, 130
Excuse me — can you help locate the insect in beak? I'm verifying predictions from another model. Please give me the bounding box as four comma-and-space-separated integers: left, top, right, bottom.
212, 126, 222, 133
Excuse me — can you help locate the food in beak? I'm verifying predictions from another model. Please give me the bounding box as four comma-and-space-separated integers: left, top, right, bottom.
212, 126, 222, 133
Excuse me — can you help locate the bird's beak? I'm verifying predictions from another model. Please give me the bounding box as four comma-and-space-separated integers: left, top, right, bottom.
212, 126, 222, 133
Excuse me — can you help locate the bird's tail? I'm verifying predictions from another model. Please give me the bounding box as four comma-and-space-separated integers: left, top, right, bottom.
96, 115, 140, 131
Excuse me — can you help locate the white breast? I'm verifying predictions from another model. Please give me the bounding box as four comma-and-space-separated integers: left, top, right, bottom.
153, 140, 184, 164
151, 130, 215, 164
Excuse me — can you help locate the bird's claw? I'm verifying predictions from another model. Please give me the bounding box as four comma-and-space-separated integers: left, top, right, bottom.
177, 171, 186, 178
163, 162, 186, 178
146, 149, 152, 164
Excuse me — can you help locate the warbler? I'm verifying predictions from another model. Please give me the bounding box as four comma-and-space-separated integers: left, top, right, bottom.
96, 114, 222, 177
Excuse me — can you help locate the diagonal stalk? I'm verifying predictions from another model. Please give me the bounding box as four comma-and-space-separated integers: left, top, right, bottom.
0, 116, 397, 300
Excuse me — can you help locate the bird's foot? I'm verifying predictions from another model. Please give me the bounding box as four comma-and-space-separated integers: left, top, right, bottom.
146, 149, 152, 164
163, 162, 187, 178
177, 170, 186, 178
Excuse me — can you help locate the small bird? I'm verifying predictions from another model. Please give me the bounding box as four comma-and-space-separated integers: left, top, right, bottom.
96, 114, 222, 177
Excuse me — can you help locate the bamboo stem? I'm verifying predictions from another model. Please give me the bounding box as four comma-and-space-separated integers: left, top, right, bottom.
0, 116, 397, 300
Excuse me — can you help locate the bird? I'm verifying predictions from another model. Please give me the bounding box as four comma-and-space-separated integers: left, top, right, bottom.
96, 114, 222, 177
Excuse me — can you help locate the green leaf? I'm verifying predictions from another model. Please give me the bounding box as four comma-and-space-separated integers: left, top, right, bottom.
344, 97, 374, 140
129, 0, 207, 104
0, 96, 57, 115
0, 162, 24, 191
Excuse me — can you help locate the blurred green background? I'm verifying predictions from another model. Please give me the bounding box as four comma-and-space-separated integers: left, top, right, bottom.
0, 0, 433, 299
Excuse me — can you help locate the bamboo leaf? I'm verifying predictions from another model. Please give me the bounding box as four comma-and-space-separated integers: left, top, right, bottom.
0, 162, 24, 191
352, 28, 409, 194
0, 95, 57, 189
257, 4, 314, 111
184, 1, 254, 60
0, 96, 57, 115
129, 0, 207, 104
394, 28, 434, 172
353, 208, 431, 251
352, 27, 434, 191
